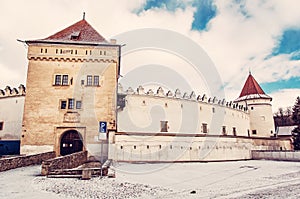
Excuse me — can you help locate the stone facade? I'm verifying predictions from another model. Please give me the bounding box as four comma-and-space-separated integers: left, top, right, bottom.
21, 19, 120, 161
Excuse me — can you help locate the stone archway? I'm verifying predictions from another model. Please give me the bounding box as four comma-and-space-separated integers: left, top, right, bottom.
60, 130, 83, 156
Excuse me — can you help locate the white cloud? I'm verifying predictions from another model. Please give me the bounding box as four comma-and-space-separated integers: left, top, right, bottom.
270, 88, 300, 112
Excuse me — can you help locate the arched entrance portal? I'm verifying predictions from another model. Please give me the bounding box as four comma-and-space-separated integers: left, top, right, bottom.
60, 130, 83, 156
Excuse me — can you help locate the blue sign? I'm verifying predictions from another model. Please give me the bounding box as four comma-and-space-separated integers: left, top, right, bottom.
99, 121, 107, 133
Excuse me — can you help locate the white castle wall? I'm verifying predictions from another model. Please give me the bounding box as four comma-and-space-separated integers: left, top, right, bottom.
0, 85, 26, 140
117, 85, 250, 136
239, 98, 275, 137
109, 134, 292, 162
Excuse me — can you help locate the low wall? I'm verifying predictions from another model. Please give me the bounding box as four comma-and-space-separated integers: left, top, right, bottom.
110, 133, 292, 162
41, 151, 88, 175
252, 150, 300, 161
0, 151, 55, 172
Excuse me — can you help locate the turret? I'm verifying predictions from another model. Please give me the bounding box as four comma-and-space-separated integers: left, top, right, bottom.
234, 72, 275, 137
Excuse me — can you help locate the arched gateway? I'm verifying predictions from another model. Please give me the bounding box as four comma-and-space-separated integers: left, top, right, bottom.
60, 130, 83, 156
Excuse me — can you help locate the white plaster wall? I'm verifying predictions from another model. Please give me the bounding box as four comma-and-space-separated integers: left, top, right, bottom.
0, 96, 25, 140
117, 94, 250, 136
246, 99, 275, 137
110, 134, 291, 162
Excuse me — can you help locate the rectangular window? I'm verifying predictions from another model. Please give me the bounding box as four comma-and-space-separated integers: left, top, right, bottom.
252, 130, 257, 135
76, 101, 82, 109
94, 76, 99, 86
233, 127, 237, 136
0, 122, 3, 131
62, 75, 68, 85
60, 100, 67, 109
68, 99, 75, 109
202, 123, 208, 133
55, 75, 61, 85
160, 121, 168, 132
222, 126, 226, 135
87, 75, 92, 86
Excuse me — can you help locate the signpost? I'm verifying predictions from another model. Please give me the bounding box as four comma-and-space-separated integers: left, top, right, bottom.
99, 121, 107, 140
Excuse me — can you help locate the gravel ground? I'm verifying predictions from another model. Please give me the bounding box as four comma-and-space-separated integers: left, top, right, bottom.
33, 177, 173, 199
2, 160, 300, 199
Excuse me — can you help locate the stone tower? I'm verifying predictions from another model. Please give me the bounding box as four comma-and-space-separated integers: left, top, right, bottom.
21, 18, 120, 161
234, 73, 275, 137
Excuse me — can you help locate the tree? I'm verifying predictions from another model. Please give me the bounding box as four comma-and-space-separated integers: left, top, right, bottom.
292, 97, 300, 150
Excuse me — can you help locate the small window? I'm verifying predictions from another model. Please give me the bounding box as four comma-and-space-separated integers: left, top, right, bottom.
222, 126, 226, 135
85, 50, 88, 55
104, 51, 106, 55
212, 107, 215, 113
68, 99, 75, 109
133, 145, 136, 149
147, 145, 149, 149
55, 75, 61, 85
0, 122, 3, 131
87, 75, 93, 86
76, 101, 82, 109
40, 48, 43, 53
56, 49, 58, 54
251, 107, 254, 110
45, 49, 47, 53
62, 75, 68, 85
75, 50, 78, 55
160, 121, 168, 132
252, 130, 257, 135
94, 76, 99, 86
60, 100, 67, 109
60, 49, 62, 54
233, 127, 237, 136
81, 80, 85, 86
100, 51, 102, 55
202, 123, 208, 133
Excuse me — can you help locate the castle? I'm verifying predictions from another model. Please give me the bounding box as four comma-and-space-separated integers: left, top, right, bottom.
1, 17, 292, 162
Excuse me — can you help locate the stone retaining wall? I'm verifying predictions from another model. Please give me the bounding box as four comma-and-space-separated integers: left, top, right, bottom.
0, 151, 55, 172
252, 150, 300, 161
41, 151, 88, 175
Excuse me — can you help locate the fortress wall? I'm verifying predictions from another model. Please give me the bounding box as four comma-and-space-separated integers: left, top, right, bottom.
0, 85, 25, 140
118, 92, 250, 136
110, 134, 292, 162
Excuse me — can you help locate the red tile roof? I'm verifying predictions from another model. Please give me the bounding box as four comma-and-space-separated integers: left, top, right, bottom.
28, 19, 108, 44
235, 73, 271, 102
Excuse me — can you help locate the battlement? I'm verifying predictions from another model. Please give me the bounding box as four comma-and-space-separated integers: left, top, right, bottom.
0, 85, 26, 98
118, 84, 248, 112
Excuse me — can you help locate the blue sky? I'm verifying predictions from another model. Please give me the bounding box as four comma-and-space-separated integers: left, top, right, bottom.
134, 0, 300, 109
0, 0, 299, 110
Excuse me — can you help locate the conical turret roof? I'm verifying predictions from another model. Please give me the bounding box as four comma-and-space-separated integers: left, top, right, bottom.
234, 73, 271, 102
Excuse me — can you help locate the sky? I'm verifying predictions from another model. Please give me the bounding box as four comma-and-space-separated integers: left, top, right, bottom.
0, 0, 299, 112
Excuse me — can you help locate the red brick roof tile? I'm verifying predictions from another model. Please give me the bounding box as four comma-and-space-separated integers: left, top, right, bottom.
38, 19, 108, 44
235, 73, 271, 102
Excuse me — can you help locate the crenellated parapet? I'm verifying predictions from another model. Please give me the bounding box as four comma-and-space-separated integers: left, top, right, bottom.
0, 84, 26, 98
118, 84, 248, 112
